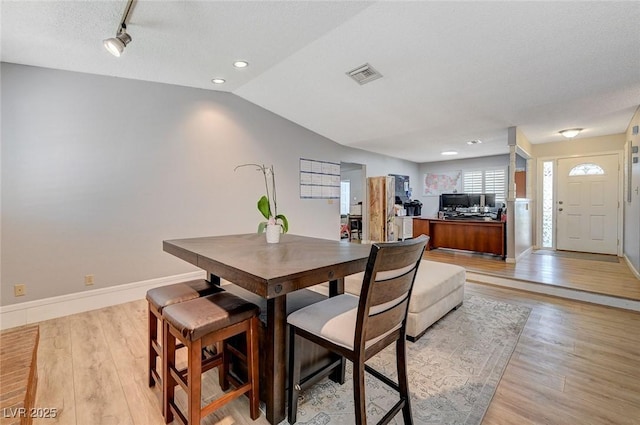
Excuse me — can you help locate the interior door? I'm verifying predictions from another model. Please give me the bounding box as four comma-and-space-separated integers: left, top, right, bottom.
556, 154, 619, 254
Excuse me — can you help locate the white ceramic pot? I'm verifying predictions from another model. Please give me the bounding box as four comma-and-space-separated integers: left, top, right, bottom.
266, 224, 281, 243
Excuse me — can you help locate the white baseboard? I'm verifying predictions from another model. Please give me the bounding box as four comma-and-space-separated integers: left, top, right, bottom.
515, 246, 533, 263
623, 254, 640, 280
506, 246, 533, 264
0, 271, 206, 330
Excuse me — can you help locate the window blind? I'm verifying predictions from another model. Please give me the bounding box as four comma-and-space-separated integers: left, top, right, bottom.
463, 171, 483, 193
462, 168, 506, 205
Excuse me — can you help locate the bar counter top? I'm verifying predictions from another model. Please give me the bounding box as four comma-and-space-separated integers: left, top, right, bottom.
412, 217, 506, 258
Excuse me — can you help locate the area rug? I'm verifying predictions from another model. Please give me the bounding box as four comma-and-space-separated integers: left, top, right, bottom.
282, 294, 531, 425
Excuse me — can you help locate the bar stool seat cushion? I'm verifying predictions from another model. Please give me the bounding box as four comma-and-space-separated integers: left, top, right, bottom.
162, 293, 260, 341
146, 279, 218, 312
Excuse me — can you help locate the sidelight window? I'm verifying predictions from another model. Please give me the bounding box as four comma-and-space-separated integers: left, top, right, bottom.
542, 161, 554, 248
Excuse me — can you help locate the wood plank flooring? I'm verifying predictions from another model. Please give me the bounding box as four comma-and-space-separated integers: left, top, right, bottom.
423, 248, 640, 301
26, 281, 640, 425
471, 283, 640, 425
0, 325, 39, 425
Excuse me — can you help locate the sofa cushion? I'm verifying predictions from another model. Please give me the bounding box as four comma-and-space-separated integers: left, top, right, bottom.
345, 260, 465, 314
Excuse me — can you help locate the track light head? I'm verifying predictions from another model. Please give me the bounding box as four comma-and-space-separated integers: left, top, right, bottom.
104, 0, 135, 57
103, 30, 132, 57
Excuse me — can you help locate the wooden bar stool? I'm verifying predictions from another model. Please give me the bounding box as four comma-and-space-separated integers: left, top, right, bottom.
162, 292, 261, 424
146, 279, 221, 392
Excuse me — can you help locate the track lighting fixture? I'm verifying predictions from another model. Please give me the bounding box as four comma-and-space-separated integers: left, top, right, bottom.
103, 27, 131, 57
103, 0, 136, 57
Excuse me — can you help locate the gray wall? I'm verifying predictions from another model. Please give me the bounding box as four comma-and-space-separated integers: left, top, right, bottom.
418, 155, 509, 217
1, 63, 419, 305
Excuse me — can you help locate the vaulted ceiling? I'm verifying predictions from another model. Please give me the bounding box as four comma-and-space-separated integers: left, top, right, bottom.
2, 1, 639, 162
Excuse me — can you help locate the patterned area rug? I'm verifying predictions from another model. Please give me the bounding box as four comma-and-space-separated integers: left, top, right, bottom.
281, 294, 531, 425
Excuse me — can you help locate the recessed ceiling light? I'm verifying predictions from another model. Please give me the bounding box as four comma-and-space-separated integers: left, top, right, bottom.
467, 139, 482, 145
441, 151, 458, 156
559, 128, 583, 138
211, 78, 226, 84
233, 61, 249, 68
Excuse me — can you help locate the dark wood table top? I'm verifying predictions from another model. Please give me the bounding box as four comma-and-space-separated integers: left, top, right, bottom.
163, 233, 372, 299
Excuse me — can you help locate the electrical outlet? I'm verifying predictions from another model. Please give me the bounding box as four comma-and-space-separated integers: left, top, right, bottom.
14, 284, 26, 297
85, 275, 94, 286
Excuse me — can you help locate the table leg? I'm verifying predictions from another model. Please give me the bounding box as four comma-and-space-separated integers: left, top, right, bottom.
329, 277, 344, 297
265, 296, 287, 425
208, 273, 221, 286
328, 278, 346, 385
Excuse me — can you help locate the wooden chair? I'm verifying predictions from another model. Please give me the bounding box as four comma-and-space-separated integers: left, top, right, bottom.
287, 235, 429, 425
162, 292, 261, 424
341, 214, 351, 239
349, 215, 363, 240
146, 279, 221, 393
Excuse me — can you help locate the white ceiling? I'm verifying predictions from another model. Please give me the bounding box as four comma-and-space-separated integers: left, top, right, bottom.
2, 1, 639, 163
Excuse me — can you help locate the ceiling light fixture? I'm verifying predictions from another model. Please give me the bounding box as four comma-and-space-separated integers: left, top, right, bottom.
441, 151, 458, 156
103, 0, 136, 57
559, 128, 583, 138
211, 78, 226, 84
233, 61, 249, 68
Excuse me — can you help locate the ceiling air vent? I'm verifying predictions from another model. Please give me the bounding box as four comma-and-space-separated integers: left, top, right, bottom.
346, 63, 383, 85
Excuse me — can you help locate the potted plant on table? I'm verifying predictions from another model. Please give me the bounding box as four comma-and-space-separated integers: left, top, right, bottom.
234, 163, 289, 243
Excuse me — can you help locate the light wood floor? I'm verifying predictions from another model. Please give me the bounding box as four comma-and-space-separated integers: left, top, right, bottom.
423, 248, 640, 301
29, 282, 640, 425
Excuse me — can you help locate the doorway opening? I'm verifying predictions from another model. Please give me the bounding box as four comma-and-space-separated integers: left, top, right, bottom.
340, 162, 366, 242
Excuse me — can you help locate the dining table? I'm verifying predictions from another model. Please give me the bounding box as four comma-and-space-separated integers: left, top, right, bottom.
163, 233, 372, 424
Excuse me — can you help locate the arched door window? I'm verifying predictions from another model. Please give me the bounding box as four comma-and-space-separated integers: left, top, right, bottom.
568, 163, 604, 176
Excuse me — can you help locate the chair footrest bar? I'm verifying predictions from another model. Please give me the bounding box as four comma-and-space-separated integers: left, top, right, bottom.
365, 364, 400, 392
169, 400, 188, 425
200, 383, 251, 418
201, 353, 223, 374
376, 399, 405, 425
151, 339, 162, 356
150, 368, 162, 386
170, 365, 188, 392
171, 354, 223, 392
226, 344, 247, 363
226, 373, 243, 390
299, 357, 344, 391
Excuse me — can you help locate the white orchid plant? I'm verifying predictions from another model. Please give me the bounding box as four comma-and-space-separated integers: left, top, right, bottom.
234, 163, 289, 234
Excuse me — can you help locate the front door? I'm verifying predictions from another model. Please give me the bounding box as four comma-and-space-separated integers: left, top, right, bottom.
556, 154, 619, 254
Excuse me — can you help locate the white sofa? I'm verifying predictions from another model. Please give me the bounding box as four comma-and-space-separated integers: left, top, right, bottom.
344, 260, 465, 341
